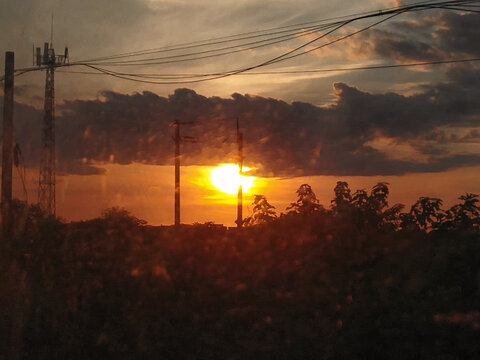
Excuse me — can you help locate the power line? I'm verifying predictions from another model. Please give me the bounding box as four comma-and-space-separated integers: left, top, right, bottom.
81, 22, 344, 66
76, 0, 479, 68
75, 0, 445, 63
2, 0, 479, 84
436, 5, 480, 11
58, 58, 480, 78
72, 0, 480, 85
79, 22, 343, 64
73, 5, 423, 84
81, 55, 480, 84
243, 58, 480, 74
80, 13, 390, 82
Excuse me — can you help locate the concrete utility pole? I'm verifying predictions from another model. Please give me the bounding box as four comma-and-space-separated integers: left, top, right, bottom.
2, 52, 14, 239
172, 120, 195, 228
173, 119, 180, 227
236, 119, 243, 228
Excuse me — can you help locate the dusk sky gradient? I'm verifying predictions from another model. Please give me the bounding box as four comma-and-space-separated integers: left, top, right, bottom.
1, 0, 480, 225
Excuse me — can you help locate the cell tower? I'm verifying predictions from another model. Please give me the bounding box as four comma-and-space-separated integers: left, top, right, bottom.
35, 40, 68, 216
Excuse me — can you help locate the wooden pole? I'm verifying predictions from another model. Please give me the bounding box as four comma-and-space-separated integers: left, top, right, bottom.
0, 51, 20, 360
2, 51, 14, 239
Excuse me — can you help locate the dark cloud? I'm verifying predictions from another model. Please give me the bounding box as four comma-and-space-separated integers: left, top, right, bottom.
58, 160, 106, 176
353, 12, 480, 63
2, 2, 478, 180
438, 12, 480, 57
3, 68, 480, 177
367, 28, 440, 62
0, 96, 105, 175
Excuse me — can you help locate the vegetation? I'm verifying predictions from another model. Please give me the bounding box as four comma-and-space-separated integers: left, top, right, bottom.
244, 195, 277, 225
1, 182, 480, 359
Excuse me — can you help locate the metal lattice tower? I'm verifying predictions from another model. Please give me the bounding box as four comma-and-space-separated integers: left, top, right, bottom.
36, 42, 68, 215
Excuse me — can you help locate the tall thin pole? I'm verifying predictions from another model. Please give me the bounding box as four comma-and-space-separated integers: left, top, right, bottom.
2, 52, 14, 239
174, 120, 180, 227
50, 13, 54, 46
236, 119, 243, 228
1, 52, 22, 360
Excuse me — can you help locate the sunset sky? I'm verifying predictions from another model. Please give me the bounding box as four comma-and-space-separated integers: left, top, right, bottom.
1, 0, 480, 225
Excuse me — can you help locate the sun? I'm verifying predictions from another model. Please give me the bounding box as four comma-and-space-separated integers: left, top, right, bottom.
211, 164, 255, 195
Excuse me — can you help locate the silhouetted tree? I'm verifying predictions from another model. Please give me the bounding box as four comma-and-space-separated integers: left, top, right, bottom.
349, 182, 390, 214
287, 184, 322, 215
9, 183, 480, 359
402, 197, 443, 231
331, 181, 352, 214
101, 207, 146, 227
351, 188, 368, 209
443, 193, 480, 231
368, 182, 390, 212
332, 182, 402, 229
382, 203, 405, 230
244, 195, 277, 226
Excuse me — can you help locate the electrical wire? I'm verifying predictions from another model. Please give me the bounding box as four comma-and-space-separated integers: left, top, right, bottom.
436, 5, 480, 11
243, 58, 480, 74
74, 0, 458, 64
82, 22, 345, 66
76, 0, 478, 67
76, 9, 412, 84
79, 22, 344, 64
72, 1, 480, 84
3, 0, 479, 84
56, 58, 480, 78
71, 0, 479, 85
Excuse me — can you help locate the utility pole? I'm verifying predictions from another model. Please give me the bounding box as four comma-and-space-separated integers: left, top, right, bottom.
173, 120, 180, 227
172, 120, 195, 228
35, 40, 68, 216
236, 119, 243, 228
2, 52, 14, 239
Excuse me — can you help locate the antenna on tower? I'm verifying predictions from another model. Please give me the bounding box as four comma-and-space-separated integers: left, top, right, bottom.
50, 13, 54, 46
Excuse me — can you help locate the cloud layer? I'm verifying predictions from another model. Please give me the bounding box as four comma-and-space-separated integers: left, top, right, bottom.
1, 3, 479, 177
3, 69, 480, 177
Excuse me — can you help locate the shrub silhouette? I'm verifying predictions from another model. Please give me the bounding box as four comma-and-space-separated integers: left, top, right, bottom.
2, 182, 480, 359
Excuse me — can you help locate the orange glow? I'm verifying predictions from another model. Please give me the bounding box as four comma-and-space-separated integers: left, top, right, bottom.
210, 164, 255, 195
13, 163, 479, 227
